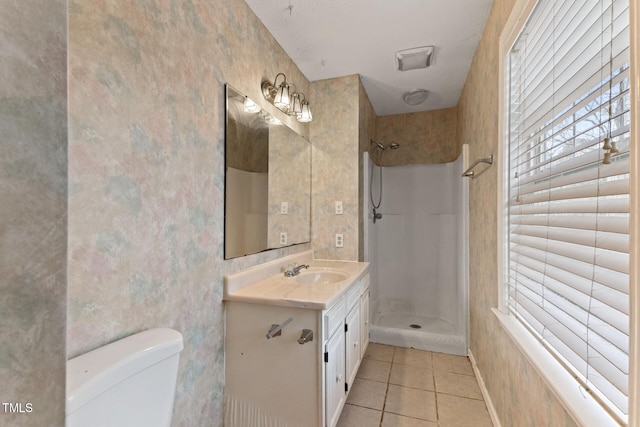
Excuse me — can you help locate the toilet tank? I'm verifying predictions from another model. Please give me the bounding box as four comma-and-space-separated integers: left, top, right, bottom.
66, 328, 184, 427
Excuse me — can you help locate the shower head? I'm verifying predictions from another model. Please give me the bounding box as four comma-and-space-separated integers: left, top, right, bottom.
371, 140, 400, 151
370, 139, 385, 150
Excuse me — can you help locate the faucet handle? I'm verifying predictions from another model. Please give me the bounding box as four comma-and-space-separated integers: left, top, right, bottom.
298, 329, 313, 344
283, 263, 296, 277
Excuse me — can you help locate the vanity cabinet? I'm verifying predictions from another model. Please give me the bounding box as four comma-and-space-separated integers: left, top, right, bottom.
225, 271, 370, 427
360, 287, 370, 358
324, 316, 346, 427
344, 280, 363, 391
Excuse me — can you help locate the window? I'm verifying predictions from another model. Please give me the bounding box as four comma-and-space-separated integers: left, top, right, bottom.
504, 0, 630, 422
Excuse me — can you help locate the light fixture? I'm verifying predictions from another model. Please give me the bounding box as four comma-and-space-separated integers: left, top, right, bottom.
297, 99, 313, 122
262, 73, 289, 110
273, 84, 290, 112
402, 89, 429, 105
290, 92, 302, 116
261, 73, 312, 122
269, 115, 282, 125
243, 96, 261, 113
258, 110, 281, 125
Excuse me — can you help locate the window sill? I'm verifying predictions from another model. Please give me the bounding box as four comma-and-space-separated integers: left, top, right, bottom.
492, 308, 623, 426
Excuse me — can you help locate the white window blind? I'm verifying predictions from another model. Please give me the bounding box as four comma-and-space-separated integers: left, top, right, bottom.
506, 0, 630, 421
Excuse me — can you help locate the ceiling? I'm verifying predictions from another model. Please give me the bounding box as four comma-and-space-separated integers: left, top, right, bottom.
245, 0, 494, 116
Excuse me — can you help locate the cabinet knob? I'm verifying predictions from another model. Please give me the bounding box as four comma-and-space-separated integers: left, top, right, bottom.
354, 341, 359, 347
336, 374, 343, 382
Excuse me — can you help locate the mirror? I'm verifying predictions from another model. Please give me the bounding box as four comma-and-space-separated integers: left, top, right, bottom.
224, 84, 311, 259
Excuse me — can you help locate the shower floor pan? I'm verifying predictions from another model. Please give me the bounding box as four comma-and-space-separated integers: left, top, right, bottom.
370, 312, 467, 356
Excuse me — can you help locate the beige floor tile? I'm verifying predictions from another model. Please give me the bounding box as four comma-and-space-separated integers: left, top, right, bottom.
434, 370, 483, 400
436, 393, 492, 427
432, 352, 474, 376
337, 404, 382, 427
346, 345, 492, 427
393, 348, 433, 369
389, 364, 434, 391
381, 412, 438, 427
365, 342, 395, 362
346, 378, 388, 410
357, 358, 392, 382
384, 384, 437, 422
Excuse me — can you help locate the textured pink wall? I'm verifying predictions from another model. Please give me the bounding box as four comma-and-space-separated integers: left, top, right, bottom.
0, 0, 67, 425
458, 0, 578, 425
310, 75, 361, 260
68, 0, 310, 425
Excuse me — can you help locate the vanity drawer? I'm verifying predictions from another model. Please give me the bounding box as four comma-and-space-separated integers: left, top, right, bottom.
361, 273, 370, 290
324, 297, 345, 340
346, 278, 363, 311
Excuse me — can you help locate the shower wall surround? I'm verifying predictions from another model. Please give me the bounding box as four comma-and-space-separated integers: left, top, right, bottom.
358, 80, 377, 260
458, 0, 577, 425
375, 108, 458, 166
68, 0, 309, 425
0, 1, 67, 425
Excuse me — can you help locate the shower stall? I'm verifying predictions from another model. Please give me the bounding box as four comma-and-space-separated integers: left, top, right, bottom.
364, 147, 469, 356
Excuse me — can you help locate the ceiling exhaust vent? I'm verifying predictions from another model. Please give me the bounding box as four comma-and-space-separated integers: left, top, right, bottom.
395, 46, 434, 71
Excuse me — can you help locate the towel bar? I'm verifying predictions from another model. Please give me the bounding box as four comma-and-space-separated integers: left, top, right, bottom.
462, 154, 493, 179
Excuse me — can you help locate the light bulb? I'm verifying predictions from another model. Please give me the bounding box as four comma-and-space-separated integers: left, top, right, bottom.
274, 83, 290, 112
297, 101, 312, 122
243, 97, 260, 113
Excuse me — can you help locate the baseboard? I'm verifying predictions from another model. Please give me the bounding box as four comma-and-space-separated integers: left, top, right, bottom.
468, 349, 502, 427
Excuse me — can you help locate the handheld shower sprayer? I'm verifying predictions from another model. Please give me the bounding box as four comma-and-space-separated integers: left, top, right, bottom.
372, 207, 382, 224
369, 140, 400, 224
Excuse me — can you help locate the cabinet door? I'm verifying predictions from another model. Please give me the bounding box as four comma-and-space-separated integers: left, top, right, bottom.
360, 289, 370, 358
325, 327, 346, 427
345, 304, 361, 390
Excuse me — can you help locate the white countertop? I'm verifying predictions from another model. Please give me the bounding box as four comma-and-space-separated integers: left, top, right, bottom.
224, 252, 369, 309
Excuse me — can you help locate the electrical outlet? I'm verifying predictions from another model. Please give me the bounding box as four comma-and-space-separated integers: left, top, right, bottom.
280, 232, 287, 245
335, 233, 344, 248
335, 201, 343, 215
280, 201, 288, 215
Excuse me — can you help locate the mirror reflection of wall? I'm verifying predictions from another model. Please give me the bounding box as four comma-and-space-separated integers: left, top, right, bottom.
224, 85, 311, 259
267, 125, 311, 248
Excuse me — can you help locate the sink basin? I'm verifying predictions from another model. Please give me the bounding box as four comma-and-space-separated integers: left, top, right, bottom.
295, 271, 348, 285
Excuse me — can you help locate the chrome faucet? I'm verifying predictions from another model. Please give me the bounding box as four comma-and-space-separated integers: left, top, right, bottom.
284, 264, 310, 277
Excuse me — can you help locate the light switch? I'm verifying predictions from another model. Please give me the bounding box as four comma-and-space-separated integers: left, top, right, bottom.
335, 201, 343, 215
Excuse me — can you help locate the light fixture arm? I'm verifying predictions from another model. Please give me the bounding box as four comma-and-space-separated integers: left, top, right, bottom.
261, 72, 312, 122
261, 73, 288, 102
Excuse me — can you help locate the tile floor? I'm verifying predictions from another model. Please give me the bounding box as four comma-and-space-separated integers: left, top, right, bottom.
337, 343, 494, 427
